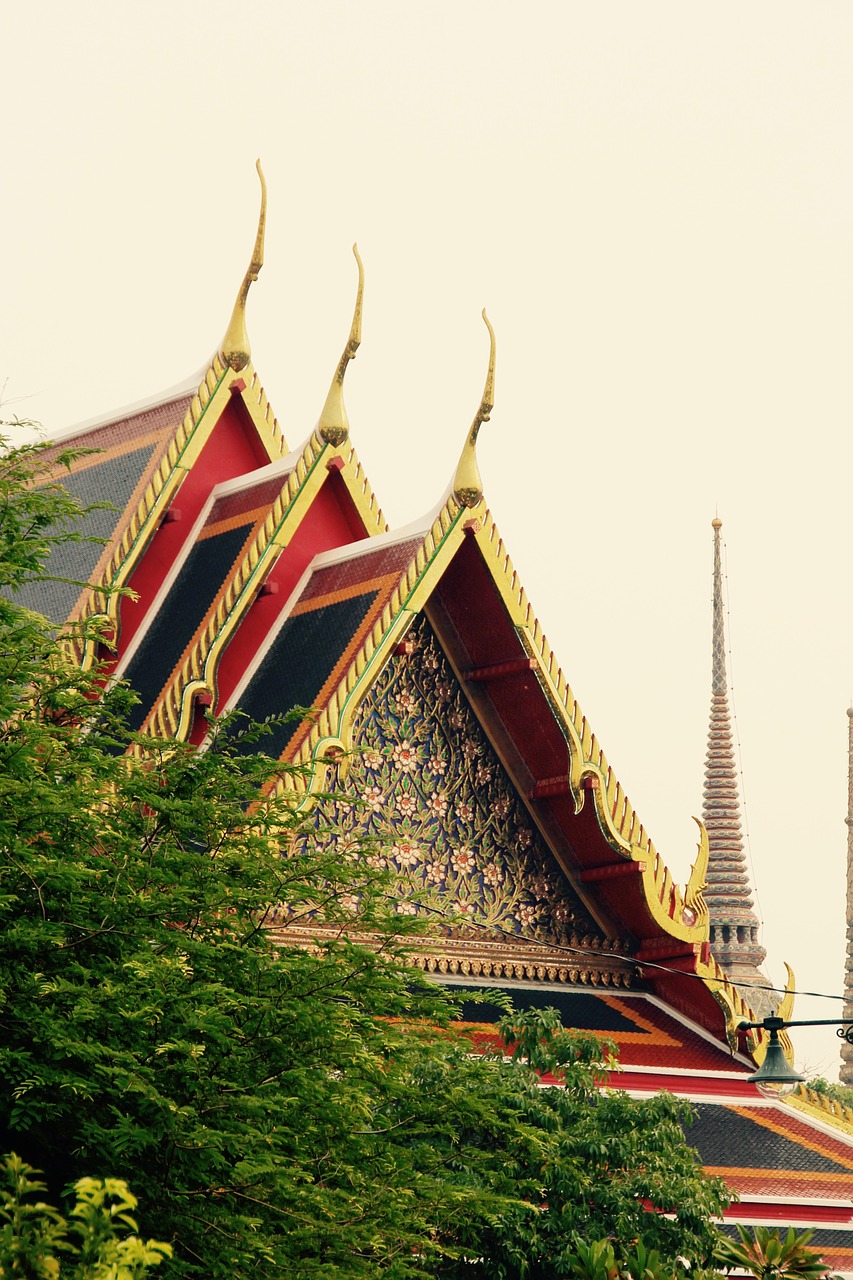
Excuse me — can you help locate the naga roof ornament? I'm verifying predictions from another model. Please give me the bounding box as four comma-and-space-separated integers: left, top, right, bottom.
453, 309, 495, 509
702, 517, 773, 1014
220, 159, 267, 372
317, 244, 364, 446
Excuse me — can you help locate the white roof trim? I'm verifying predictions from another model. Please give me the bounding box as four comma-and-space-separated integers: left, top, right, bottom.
732, 1194, 853, 1209
37, 363, 210, 445
607, 1062, 754, 1081
306, 504, 442, 571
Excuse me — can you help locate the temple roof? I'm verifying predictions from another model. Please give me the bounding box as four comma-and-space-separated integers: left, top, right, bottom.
115, 429, 386, 744
25, 184, 852, 1268
29, 353, 289, 671
442, 980, 853, 1275
26, 260, 773, 1051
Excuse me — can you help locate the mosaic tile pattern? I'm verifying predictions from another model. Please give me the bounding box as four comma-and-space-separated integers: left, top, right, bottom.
443, 985, 749, 1071
122, 520, 256, 732
10, 396, 192, 625
685, 1103, 853, 1174
13, 445, 160, 623
231, 537, 424, 760
298, 540, 423, 603
206, 477, 290, 529
453, 987, 644, 1032
233, 591, 380, 759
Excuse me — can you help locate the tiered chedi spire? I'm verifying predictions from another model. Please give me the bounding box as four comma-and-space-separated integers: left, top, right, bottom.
702, 518, 772, 1013
841, 708, 853, 1084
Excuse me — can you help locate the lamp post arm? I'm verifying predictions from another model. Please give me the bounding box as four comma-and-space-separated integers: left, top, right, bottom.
737, 1017, 853, 1033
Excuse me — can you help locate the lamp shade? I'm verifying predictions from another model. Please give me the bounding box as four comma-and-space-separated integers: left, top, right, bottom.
747, 1035, 805, 1100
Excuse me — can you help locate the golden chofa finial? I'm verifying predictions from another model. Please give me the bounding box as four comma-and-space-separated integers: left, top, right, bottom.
453, 309, 496, 509
317, 244, 364, 446
220, 159, 267, 372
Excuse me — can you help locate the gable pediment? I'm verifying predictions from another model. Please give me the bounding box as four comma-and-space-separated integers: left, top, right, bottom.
298, 615, 634, 982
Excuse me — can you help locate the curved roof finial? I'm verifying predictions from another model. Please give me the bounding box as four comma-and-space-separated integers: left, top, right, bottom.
317, 245, 364, 447
453, 309, 496, 509
220, 159, 267, 372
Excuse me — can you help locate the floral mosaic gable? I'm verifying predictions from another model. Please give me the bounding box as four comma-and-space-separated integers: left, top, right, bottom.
308, 616, 611, 950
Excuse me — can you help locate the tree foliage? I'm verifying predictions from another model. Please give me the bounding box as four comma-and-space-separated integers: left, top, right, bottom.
0, 435, 732, 1277
0, 1152, 171, 1279
807, 1077, 853, 1110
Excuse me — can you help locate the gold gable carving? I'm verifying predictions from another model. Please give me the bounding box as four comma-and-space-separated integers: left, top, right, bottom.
286, 616, 632, 983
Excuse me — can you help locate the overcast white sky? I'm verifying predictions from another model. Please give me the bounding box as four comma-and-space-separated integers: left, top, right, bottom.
3, 1, 852, 1077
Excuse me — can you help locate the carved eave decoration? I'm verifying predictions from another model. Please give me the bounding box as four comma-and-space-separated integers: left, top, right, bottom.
788, 1083, 853, 1138
267, 923, 635, 989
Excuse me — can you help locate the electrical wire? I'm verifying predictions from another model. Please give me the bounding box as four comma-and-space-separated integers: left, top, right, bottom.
384, 891, 847, 1002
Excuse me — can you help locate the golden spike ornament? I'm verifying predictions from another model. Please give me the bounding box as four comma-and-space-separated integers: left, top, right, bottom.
317, 244, 364, 447
453, 309, 496, 510
775, 962, 797, 1025
220, 159, 267, 372
684, 817, 710, 923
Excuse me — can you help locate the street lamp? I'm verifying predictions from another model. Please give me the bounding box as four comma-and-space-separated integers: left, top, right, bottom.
737, 1016, 853, 1099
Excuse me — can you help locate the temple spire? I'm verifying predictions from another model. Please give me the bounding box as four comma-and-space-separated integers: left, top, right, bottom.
711, 517, 727, 696
220, 160, 267, 373
841, 707, 853, 1084
317, 244, 364, 447
453, 310, 495, 509
702, 518, 773, 1014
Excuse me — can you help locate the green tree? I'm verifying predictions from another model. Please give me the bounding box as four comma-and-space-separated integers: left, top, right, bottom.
807, 1078, 853, 1110
0, 435, 730, 1278
369, 1008, 729, 1278
0, 1152, 171, 1279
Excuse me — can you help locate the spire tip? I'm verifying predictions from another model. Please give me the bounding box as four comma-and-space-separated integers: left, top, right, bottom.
220, 161, 267, 372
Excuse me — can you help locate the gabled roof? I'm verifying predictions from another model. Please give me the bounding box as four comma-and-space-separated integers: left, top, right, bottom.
14, 387, 195, 627
105, 238, 379, 742
115, 427, 385, 742
29, 354, 287, 668
23, 162, 852, 1272
434, 980, 853, 1276
217, 476, 766, 1041
25, 202, 779, 1052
